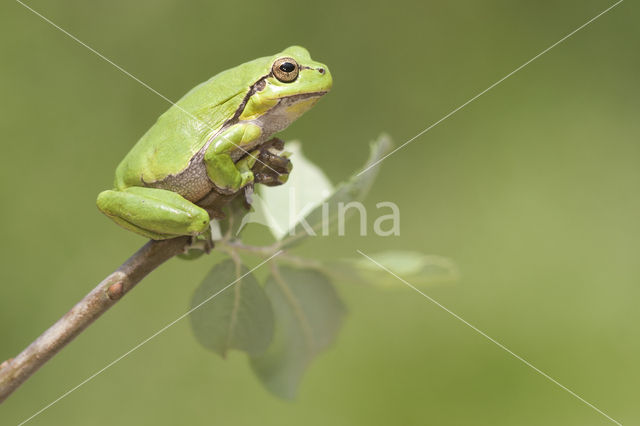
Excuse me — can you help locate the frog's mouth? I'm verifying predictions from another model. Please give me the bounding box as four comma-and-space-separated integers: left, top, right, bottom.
278, 90, 328, 106
278, 91, 329, 102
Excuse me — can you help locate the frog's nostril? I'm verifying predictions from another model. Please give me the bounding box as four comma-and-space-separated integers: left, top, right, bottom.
318, 68, 325, 74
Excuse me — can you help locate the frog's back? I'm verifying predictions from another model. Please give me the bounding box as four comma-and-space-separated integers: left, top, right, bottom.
115, 56, 272, 189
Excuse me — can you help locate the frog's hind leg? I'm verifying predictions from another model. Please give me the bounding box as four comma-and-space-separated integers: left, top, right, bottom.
97, 186, 210, 240
102, 214, 174, 240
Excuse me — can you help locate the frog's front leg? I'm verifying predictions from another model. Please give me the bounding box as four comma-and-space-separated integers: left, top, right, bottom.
97, 186, 210, 240
204, 123, 262, 194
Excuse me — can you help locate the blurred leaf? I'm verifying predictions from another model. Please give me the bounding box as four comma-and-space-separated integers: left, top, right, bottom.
190, 259, 274, 357
250, 266, 346, 399
281, 134, 393, 248
250, 141, 334, 240
341, 251, 459, 288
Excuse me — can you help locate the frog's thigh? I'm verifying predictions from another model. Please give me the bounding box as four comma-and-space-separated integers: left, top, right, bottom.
97, 187, 210, 240
204, 123, 261, 193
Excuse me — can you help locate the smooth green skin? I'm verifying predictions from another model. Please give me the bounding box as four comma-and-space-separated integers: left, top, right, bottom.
97, 46, 332, 240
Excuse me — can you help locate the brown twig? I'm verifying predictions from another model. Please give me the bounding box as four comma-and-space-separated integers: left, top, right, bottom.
0, 140, 291, 403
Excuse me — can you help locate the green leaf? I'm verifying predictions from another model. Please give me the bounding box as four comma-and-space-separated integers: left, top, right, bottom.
190, 259, 274, 357
343, 250, 459, 287
281, 134, 393, 247
250, 266, 346, 399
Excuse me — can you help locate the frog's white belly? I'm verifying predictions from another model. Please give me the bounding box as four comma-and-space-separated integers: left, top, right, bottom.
147, 94, 320, 202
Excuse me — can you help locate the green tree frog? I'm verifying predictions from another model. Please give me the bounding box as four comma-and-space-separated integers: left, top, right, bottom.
97, 46, 331, 240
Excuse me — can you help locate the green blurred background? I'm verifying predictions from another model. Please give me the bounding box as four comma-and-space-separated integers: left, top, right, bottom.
1, 0, 638, 424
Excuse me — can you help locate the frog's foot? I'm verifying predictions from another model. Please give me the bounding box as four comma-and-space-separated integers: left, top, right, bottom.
178, 228, 214, 260
252, 140, 293, 187
97, 186, 210, 240
263, 137, 285, 151
188, 228, 214, 253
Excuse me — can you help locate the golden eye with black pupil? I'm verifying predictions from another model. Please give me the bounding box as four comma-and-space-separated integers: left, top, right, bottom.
272, 57, 299, 83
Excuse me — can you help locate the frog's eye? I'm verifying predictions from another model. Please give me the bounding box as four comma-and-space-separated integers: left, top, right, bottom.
272, 57, 299, 83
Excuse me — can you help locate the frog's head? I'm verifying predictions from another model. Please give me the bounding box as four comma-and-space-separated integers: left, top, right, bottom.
239, 46, 332, 122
